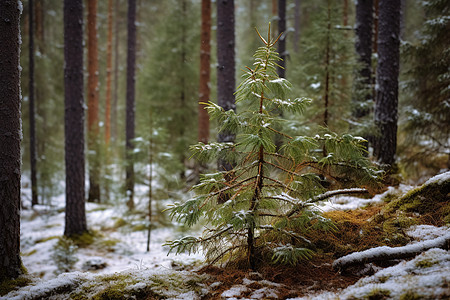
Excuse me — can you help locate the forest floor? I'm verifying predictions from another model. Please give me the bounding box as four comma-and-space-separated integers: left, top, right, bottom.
1, 172, 449, 299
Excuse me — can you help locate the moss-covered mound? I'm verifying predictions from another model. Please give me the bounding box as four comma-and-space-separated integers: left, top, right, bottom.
384, 171, 450, 224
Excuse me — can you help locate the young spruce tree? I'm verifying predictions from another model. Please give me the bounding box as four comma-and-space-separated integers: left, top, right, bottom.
166, 26, 379, 270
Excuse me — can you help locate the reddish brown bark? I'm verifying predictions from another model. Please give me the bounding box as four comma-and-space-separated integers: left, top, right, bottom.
87, 0, 100, 203
198, 0, 211, 144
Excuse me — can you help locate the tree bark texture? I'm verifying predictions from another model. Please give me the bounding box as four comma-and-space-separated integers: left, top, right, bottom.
105, 0, 113, 145
64, 0, 87, 237
0, 0, 23, 280
29, 0, 38, 206
374, 0, 401, 166
352, 0, 373, 118
198, 0, 211, 144
126, 0, 137, 210
277, 0, 286, 78
216, 0, 235, 173
87, 0, 101, 203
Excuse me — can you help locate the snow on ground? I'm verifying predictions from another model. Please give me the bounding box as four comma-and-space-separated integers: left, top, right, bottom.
10, 173, 450, 299
19, 181, 204, 281
291, 248, 450, 300
317, 184, 413, 211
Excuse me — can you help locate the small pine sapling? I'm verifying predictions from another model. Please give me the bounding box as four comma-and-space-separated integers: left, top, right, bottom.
166, 25, 380, 270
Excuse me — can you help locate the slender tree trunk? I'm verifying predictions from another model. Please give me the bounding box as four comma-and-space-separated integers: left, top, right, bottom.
352, 0, 373, 118
105, 0, 113, 145
198, 0, 211, 144
216, 0, 235, 176
372, 0, 379, 101
323, 4, 331, 128
0, 0, 23, 280
179, 0, 187, 180
373, 0, 401, 166
112, 0, 119, 145
126, 0, 137, 210
29, 0, 38, 207
343, 0, 348, 26
64, 0, 87, 237
87, 0, 101, 203
294, 0, 301, 53
35, 0, 44, 53
277, 0, 286, 78
271, 0, 277, 40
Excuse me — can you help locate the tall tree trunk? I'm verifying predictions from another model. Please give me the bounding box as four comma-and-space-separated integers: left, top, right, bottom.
216, 0, 236, 177
373, 0, 401, 166
87, 0, 101, 203
112, 0, 120, 145
179, 0, 187, 180
277, 0, 286, 78
29, 0, 38, 207
198, 0, 211, 144
64, 0, 87, 237
323, 3, 331, 128
126, 0, 137, 210
343, 0, 348, 26
0, 0, 23, 281
271, 0, 277, 40
105, 0, 113, 145
35, 0, 44, 53
372, 0, 379, 101
294, 0, 301, 53
352, 0, 373, 118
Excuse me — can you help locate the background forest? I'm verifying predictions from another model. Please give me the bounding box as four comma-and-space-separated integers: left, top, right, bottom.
1, 0, 449, 298
19, 0, 448, 209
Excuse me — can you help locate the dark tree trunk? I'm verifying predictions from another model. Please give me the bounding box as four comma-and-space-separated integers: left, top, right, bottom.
294, 0, 301, 53
64, 0, 87, 237
216, 0, 236, 175
352, 0, 373, 118
0, 0, 23, 281
126, 0, 137, 210
29, 0, 38, 206
277, 0, 286, 78
198, 0, 211, 144
373, 0, 401, 166
87, 0, 101, 203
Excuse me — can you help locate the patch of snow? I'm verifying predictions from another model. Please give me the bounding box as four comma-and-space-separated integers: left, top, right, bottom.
406, 225, 450, 241
221, 285, 249, 298
290, 249, 450, 300
424, 170, 450, 186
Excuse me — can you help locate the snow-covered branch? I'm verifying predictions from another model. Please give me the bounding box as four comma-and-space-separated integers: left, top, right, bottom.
333, 233, 450, 272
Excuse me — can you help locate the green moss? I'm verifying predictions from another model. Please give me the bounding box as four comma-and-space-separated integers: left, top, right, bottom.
415, 258, 435, 268
378, 275, 390, 283
385, 176, 450, 216
399, 291, 423, 300
131, 223, 147, 232
22, 249, 38, 256
69, 231, 98, 247
365, 288, 391, 300
113, 218, 127, 228
0, 276, 32, 296
35, 235, 59, 243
